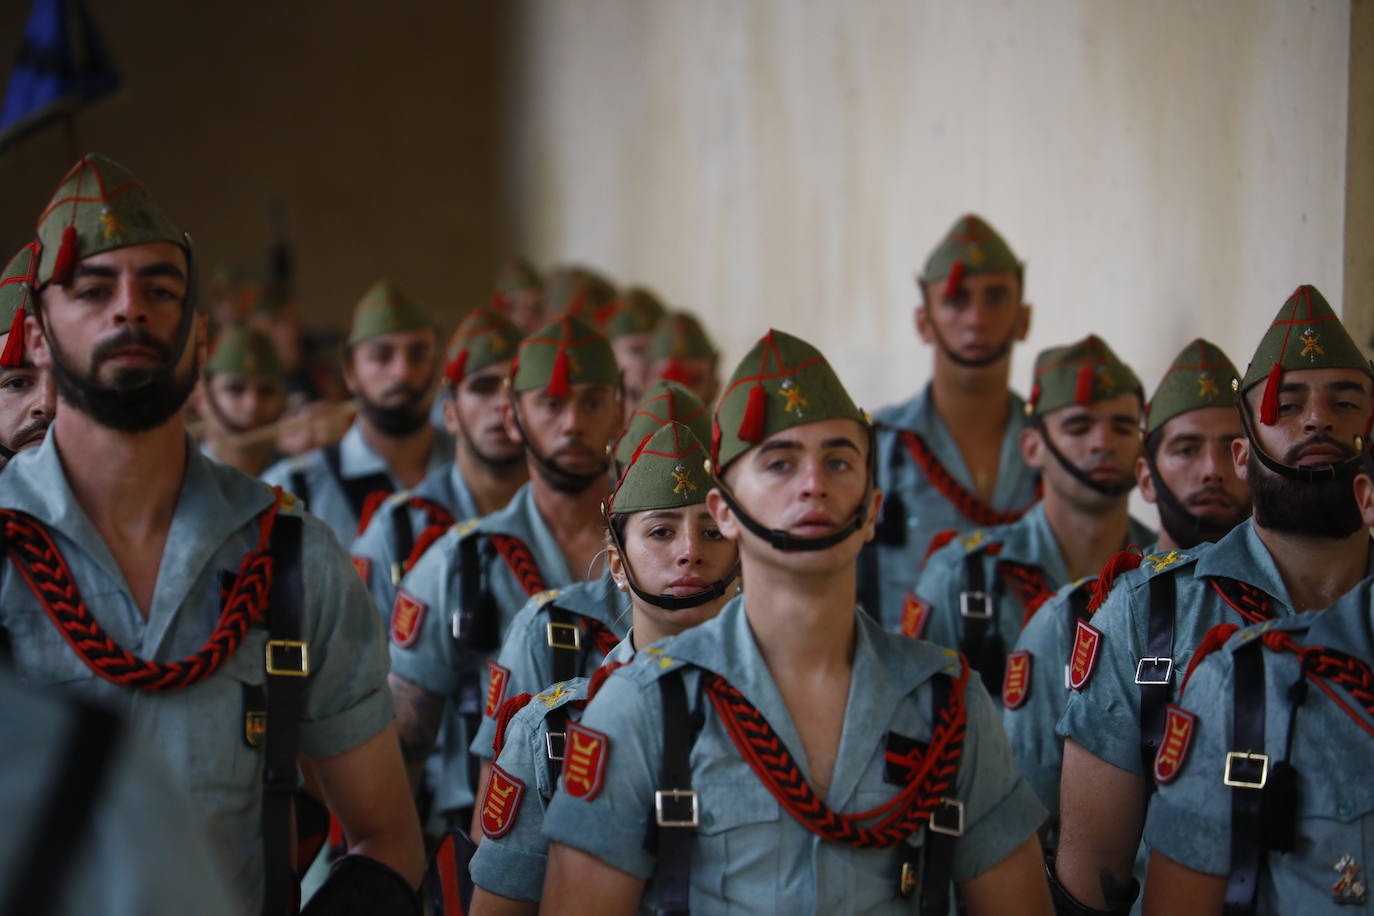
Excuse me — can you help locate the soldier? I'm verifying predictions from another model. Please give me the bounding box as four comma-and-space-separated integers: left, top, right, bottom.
1054, 285, 1374, 915
198, 323, 289, 476
862, 214, 1041, 634
915, 335, 1155, 694
544, 264, 617, 319
387, 315, 622, 825
0, 242, 56, 468
593, 285, 667, 412
491, 257, 544, 333
611, 379, 712, 473
542, 329, 1051, 914
1003, 340, 1249, 835
262, 278, 452, 547
5, 153, 422, 912
1140, 450, 1374, 913
646, 310, 721, 408
466, 422, 739, 914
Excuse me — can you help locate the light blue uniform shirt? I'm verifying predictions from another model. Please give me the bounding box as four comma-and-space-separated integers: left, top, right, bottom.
470, 636, 638, 901
865, 386, 1040, 633
389, 483, 578, 813
0, 433, 394, 913
1145, 581, 1374, 914
543, 597, 1046, 912
469, 574, 630, 759
261, 419, 454, 549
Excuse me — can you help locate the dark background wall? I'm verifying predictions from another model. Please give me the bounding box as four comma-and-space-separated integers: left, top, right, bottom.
0, 0, 514, 335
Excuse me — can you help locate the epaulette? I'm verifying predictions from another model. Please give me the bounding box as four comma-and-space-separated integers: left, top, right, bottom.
528, 678, 586, 714
454, 517, 481, 539
491, 692, 534, 758
587, 659, 634, 699
266, 483, 303, 515
959, 529, 996, 554
1137, 548, 1195, 578
532, 588, 561, 608
383, 489, 413, 510
1087, 546, 1194, 613
920, 529, 959, 569
1178, 622, 1240, 696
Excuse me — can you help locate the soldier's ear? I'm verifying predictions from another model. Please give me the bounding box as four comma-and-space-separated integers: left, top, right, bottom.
1015, 302, 1032, 341
1231, 434, 1250, 481
1019, 427, 1043, 468
1135, 455, 1157, 505
705, 487, 739, 541
1355, 473, 1374, 528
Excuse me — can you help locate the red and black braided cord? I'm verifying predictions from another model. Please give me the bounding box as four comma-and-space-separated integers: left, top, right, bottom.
1260, 630, 1374, 741
893, 428, 1038, 527
996, 560, 1055, 627
0, 494, 283, 691
491, 534, 548, 598
403, 496, 456, 575
703, 659, 969, 848
1207, 577, 1278, 626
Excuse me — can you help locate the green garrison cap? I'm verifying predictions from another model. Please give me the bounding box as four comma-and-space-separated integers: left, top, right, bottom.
443, 304, 525, 385
0, 242, 40, 368
494, 257, 541, 296
346, 279, 433, 347
207, 324, 285, 377
1239, 284, 1374, 425
609, 422, 713, 514
511, 314, 619, 394
1146, 339, 1240, 436
614, 380, 711, 466
597, 286, 667, 339
1027, 335, 1143, 417
544, 264, 618, 318
648, 310, 718, 363
919, 213, 1021, 294
713, 329, 865, 471
35, 154, 187, 288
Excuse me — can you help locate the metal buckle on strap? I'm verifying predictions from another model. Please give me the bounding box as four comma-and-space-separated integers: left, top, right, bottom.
546, 621, 582, 651
1134, 657, 1174, 686
655, 789, 700, 828
929, 798, 964, 836
1223, 751, 1269, 789
264, 640, 310, 677
959, 591, 992, 620
546, 731, 566, 761
390, 561, 404, 587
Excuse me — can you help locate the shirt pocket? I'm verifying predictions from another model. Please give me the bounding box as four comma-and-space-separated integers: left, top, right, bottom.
691, 782, 781, 909
185, 628, 272, 798
1289, 766, 1374, 906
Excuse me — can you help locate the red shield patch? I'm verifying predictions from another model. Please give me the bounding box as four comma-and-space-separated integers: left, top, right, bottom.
350, 555, 371, 584
1154, 704, 1196, 783
1002, 650, 1032, 709
480, 763, 525, 838
390, 590, 426, 648
485, 661, 510, 718
561, 722, 609, 800
901, 592, 931, 639
1068, 620, 1101, 690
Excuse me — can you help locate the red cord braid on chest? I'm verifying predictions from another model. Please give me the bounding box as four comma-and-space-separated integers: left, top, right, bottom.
490, 534, 548, 597
403, 497, 455, 575
0, 497, 282, 690
895, 428, 1038, 527
996, 560, 1055, 627
1207, 577, 1278, 626
703, 661, 969, 848
1261, 630, 1374, 741
583, 617, 620, 657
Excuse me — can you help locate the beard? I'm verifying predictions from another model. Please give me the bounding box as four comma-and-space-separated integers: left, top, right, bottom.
1155, 482, 1249, 549
358, 384, 430, 436
531, 444, 608, 494
455, 409, 523, 473
1248, 444, 1363, 539
49, 325, 198, 433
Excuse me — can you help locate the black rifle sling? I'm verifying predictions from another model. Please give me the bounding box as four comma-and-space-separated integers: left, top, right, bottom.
2, 699, 122, 915
262, 514, 306, 916
389, 498, 416, 585
548, 606, 582, 684
1139, 574, 1178, 781
1223, 641, 1266, 916
648, 670, 705, 916
959, 551, 1005, 695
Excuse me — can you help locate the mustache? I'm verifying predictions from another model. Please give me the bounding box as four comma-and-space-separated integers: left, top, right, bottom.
1282, 434, 1357, 466
377, 382, 428, 402
91, 326, 172, 370
8, 416, 50, 449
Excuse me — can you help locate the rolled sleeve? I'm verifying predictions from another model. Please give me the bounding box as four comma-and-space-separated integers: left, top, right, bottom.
1055, 590, 1149, 775
471, 712, 555, 900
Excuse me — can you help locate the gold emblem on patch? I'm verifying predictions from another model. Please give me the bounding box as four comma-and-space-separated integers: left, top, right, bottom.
99, 208, 125, 241
538, 683, 572, 707
1197, 372, 1219, 399
671, 464, 697, 495
1148, 550, 1182, 572
245, 711, 267, 748
779, 378, 808, 416
1300, 328, 1324, 361
961, 530, 985, 551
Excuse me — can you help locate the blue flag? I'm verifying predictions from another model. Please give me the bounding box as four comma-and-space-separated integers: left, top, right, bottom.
0, 0, 120, 153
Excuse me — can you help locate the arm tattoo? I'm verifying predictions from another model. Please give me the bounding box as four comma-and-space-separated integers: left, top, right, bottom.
388, 673, 444, 769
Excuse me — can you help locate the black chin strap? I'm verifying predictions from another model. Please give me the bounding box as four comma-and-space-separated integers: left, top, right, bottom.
1142, 444, 1209, 535
0, 440, 15, 461
1237, 395, 1365, 483
1033, 415, 1137, 497
926, 318, 1015, 369
603, 503, 740, 610
506, 388, 611, 493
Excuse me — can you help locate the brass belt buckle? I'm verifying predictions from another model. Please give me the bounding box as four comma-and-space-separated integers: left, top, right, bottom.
546, 621, 582, 651
265, 639, 310, 677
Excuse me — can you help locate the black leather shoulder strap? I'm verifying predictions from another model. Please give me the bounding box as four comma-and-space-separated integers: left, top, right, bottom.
959, 551, 1004, 695
389, 498, 415, 586
1139, 573, 1178, 780
918, 672, 957, 916
321, 444, 394, 524
1223, 640, 1266, 916
648, 668, 705, 916
547, 606, 583, 684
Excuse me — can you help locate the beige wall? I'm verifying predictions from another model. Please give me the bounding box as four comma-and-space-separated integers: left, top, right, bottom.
1347, 0, 1374, 356
506, 0, 1352, 410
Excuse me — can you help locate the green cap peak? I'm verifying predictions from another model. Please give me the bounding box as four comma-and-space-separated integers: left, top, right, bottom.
0, 242, 41, 368
1146, 338, 1240, 435
614, 380, 711, 465
713, 329, 865, 470
346, 279, 433, 347
648, 310, 718, 363
35, 153, 187, 288
444, 304, 525, 384
207, 324, 285, 378
598, 286, 667, 339
609, 422, 713, 515
920, 213, 1021, 287
512, 315, 619, 394
1028, 335, 1143, 417
544, 265, 617, 317
1239, 284, 1374, 425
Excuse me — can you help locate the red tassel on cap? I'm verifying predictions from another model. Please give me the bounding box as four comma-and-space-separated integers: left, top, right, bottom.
548, 346, 571, 397
943, 261, 965, 300
1074, 364, 1094, 405
1028, 383, 1041, 409
0, 307, 26, 368
1259, 362, 1282, 425
660, 358, 691, 385
737, 382, 767, 443
444, 348, 468, 385
52, 226, 78, 286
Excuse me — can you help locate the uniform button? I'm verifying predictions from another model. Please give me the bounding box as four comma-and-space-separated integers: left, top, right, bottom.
907, 518, 919, 529
1339, 802, 1352, 817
